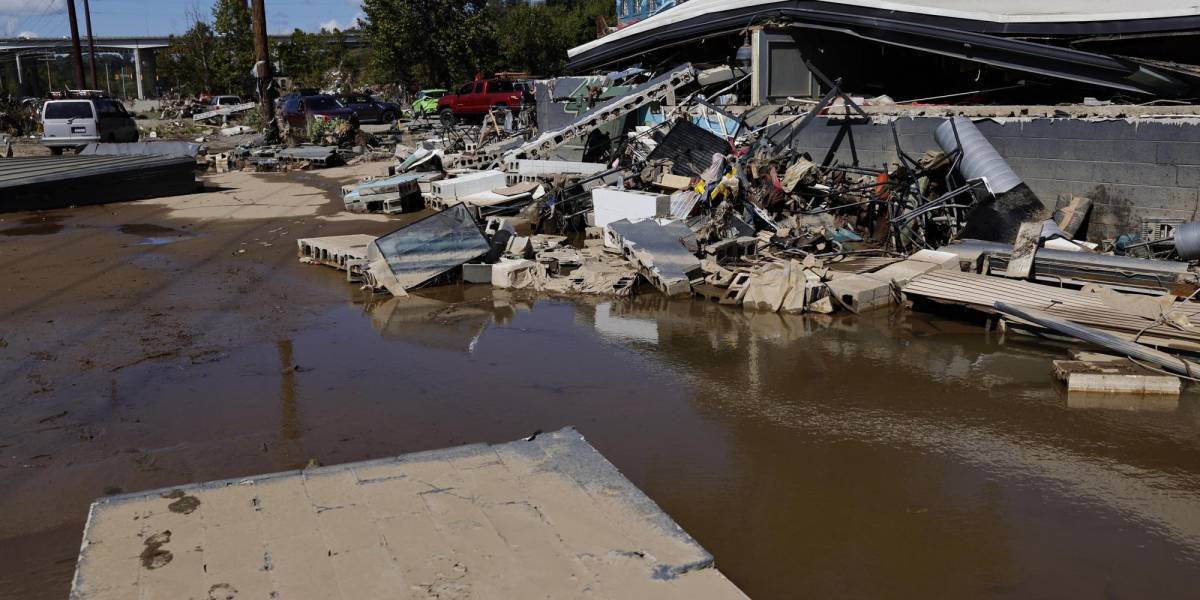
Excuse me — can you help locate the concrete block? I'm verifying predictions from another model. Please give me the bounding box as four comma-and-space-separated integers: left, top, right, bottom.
826, 273, 891, 313
1178, 165, 1200, 187
511, 159, 606, 178
591, 188, 670, 229
462, 263, 493, 284
1157, 142, 1200, 166
897, 134, 937, 155
894, 117, 941, 135
430, 170, 507, 203
491, 258, 537, 289
1063, 139, 1157, 163
297, 234, 377, 281
1133, 122, 1200, 142
1062, 161, 1177, 187
1055, 120, 1139, 141
1000, 136, 1066, 159
1098, 184, 1198, 211
1053, 359, 1181, 398
1005, 156, 1059, 180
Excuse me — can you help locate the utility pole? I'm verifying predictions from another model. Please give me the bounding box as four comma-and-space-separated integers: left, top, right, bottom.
83, 0, 98, 89
66, 0, 86, 90
251, 0, 278, 142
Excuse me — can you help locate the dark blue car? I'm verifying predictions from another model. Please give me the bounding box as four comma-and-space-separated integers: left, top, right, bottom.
336, 93, 401, 124
280, 94, 359, 129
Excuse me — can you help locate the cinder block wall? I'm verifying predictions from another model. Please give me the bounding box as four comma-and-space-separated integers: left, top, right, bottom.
787, 117, 1200, 241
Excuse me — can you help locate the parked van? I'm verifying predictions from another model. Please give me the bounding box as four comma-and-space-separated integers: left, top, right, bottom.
41, 98, 138, 154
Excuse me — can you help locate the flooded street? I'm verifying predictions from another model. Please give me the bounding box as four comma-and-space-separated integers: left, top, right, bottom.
3, 175, 1200, 598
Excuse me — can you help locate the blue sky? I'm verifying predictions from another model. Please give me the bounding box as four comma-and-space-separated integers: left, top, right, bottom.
0, 0, 364, 38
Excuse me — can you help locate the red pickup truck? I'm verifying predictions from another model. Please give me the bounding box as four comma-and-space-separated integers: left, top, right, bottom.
437, 78, 532, 124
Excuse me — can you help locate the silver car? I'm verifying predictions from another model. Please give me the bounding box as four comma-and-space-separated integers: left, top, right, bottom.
41, 98, 138, 154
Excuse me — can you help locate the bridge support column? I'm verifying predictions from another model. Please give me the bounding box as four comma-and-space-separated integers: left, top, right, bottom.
132, 47, 159, 100
15, 53, 23, 85
133, 47, 144, 100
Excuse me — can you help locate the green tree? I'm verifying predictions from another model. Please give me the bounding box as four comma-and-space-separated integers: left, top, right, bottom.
492, 0, 614, 77
158, 21, 219, 96
211, 0, 255, 95
277, 29, 353, 89
361, 0, 498, 89
494, 4, 571, 75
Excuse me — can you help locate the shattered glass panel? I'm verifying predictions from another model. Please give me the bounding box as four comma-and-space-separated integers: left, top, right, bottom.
368, 204, 491, 292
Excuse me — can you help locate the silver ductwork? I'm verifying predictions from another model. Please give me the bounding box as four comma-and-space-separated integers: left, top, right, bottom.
935, 117, 1023, 195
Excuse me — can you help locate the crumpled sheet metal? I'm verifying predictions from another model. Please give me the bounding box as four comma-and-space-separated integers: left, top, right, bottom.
364, 204, 491, 296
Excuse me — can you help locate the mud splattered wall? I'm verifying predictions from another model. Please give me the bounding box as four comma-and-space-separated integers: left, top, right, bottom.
789, 117, 1200, 242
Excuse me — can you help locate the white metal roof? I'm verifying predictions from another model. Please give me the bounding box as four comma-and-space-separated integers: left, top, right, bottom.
570, 0, 1200, 57
819, 0, 1200, 23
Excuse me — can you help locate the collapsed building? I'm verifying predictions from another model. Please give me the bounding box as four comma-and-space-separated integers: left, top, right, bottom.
293, 41, 1200, 400
571, 0, 1200, 103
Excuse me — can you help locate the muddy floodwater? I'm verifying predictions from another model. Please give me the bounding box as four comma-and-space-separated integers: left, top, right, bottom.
3, 182, 1200, 598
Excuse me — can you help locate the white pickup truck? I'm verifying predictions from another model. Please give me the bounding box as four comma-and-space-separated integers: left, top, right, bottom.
41, 98, 139, 154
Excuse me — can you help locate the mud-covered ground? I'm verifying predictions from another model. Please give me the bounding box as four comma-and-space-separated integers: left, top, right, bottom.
3, 166, 1200, 599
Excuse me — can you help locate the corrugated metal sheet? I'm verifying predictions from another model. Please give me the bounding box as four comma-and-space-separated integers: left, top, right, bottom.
0, 155, 193, 185
78, 141, 202, 158
0, 155, 198, 212
826, 255, 904, 274
903, 269, 1200, 352
646, 119, 729, 177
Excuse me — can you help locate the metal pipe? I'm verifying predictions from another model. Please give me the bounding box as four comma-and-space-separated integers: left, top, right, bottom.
1173, 222, 1200, 260
934, 117, 1023, 195
994, 302, 1199, 378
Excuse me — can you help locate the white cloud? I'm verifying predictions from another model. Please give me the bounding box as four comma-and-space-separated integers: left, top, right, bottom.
319, 18, 341, 32
17, 30, 35, 38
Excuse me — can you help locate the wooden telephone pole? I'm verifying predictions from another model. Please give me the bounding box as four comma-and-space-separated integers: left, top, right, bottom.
83, 0, 98, 89
251, 0, 279, 142
65, 0, 86, 90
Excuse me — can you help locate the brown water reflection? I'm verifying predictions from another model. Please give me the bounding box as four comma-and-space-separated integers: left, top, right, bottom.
3, 288, 1200, 599
353, 288, 1200, 596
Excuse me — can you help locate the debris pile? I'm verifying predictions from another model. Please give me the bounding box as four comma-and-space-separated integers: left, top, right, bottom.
0, 94, 41, 137
297, 63, 1200, 404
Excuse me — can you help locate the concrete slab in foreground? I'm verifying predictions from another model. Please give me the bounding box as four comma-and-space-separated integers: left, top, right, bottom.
71, 427, 747, 599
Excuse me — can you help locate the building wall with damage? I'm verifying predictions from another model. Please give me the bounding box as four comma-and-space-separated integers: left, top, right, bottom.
790, 117, 1200, 242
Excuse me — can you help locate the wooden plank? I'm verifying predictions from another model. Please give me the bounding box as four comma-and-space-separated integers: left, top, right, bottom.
1004, 221, 1043, 280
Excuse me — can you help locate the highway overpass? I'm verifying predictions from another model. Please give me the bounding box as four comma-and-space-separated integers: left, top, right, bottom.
0, 33, 365, 99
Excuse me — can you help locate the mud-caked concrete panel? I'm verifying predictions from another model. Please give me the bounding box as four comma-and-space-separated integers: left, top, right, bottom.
70, 427, 747, 600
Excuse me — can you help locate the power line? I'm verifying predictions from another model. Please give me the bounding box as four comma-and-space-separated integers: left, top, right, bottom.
19, 0, 63, 36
